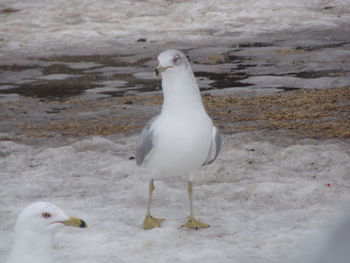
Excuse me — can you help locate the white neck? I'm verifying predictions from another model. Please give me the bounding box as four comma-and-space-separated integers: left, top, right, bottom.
7, 230, 54, 263
160, 68, 206, 116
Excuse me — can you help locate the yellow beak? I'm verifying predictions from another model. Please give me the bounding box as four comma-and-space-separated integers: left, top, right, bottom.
60, 216, 87, 228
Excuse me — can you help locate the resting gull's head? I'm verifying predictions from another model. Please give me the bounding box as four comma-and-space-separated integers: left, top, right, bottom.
14, 201, 86, 234
6, 202, 86, 263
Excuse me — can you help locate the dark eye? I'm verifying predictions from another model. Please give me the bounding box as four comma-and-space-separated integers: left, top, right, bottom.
173, 55, 181, 64
42, 212, 51, 219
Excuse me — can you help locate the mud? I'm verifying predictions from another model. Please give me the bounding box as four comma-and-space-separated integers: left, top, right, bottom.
1, 38, 349, 101
0, 29, 349, 144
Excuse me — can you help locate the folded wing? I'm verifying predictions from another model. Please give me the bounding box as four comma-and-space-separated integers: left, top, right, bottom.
203, 126, 221, 166
135, 116, 158, 166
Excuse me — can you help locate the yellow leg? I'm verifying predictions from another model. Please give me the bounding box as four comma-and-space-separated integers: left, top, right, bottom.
181, 181, 209, 229
143, 179, 164, 229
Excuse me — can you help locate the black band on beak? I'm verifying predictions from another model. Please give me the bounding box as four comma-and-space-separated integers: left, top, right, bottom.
79, 219, 87, 228
154, 67, 159, 76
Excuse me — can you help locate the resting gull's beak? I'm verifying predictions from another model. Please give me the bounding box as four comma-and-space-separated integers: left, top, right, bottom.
60, 216, 87, 228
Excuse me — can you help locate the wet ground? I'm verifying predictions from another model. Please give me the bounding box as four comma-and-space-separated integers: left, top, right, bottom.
1, 40, 349, 101
0, 30, 350, 144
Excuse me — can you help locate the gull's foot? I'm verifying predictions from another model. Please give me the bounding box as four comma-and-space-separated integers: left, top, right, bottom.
143, 215, 164, 229
181, 216, 209, 229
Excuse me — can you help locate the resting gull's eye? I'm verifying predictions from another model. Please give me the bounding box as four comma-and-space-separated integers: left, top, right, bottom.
42, 212, 51, 219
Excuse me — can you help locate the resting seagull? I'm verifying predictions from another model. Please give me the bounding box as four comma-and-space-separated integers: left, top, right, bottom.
6, 202, 87, 263
136, 49, 221, 229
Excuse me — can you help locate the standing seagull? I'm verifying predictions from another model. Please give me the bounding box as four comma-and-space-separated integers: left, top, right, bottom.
136, 49, 221, 229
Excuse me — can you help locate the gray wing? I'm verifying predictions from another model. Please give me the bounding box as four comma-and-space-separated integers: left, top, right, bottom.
135, 116, 158, 166
203, 126, 221, 166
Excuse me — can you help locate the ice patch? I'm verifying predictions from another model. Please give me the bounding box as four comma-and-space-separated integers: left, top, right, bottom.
94, 80, 128, 88
0, 85, 17, 90
68, 62, 102, 70
0, 69, 42, 84
38, 74, 78, 80
85, 87, 120, 95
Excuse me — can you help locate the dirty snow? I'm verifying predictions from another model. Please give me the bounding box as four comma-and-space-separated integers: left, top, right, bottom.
1, 133, 350, 263
1, 0, 350, 57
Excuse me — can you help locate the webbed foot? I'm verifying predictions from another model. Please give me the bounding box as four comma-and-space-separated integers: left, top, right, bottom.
181, 216, 209, 229
143, 215, 164, 229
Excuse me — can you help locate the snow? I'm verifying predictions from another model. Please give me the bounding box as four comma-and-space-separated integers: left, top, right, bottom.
1, 0, 350, 262
1, 0, 350, 57
1, 133, 350, 263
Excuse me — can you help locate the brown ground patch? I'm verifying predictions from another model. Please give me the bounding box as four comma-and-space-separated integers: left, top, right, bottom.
3, 87, 350, 140
115, 87, 350, 139
205, 87, 350, 138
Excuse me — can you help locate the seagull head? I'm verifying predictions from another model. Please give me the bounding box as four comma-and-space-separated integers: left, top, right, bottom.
155, 49, 190, 76
15, 202, 87, 235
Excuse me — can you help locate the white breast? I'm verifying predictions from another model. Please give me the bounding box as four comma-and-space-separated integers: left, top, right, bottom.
145, 112, 213, 180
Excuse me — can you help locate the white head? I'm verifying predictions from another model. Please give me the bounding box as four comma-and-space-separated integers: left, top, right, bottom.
14, 202, 86, 235
7, 202, 86, 263
155, 49, 204, 113
155, 49, 191, 77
